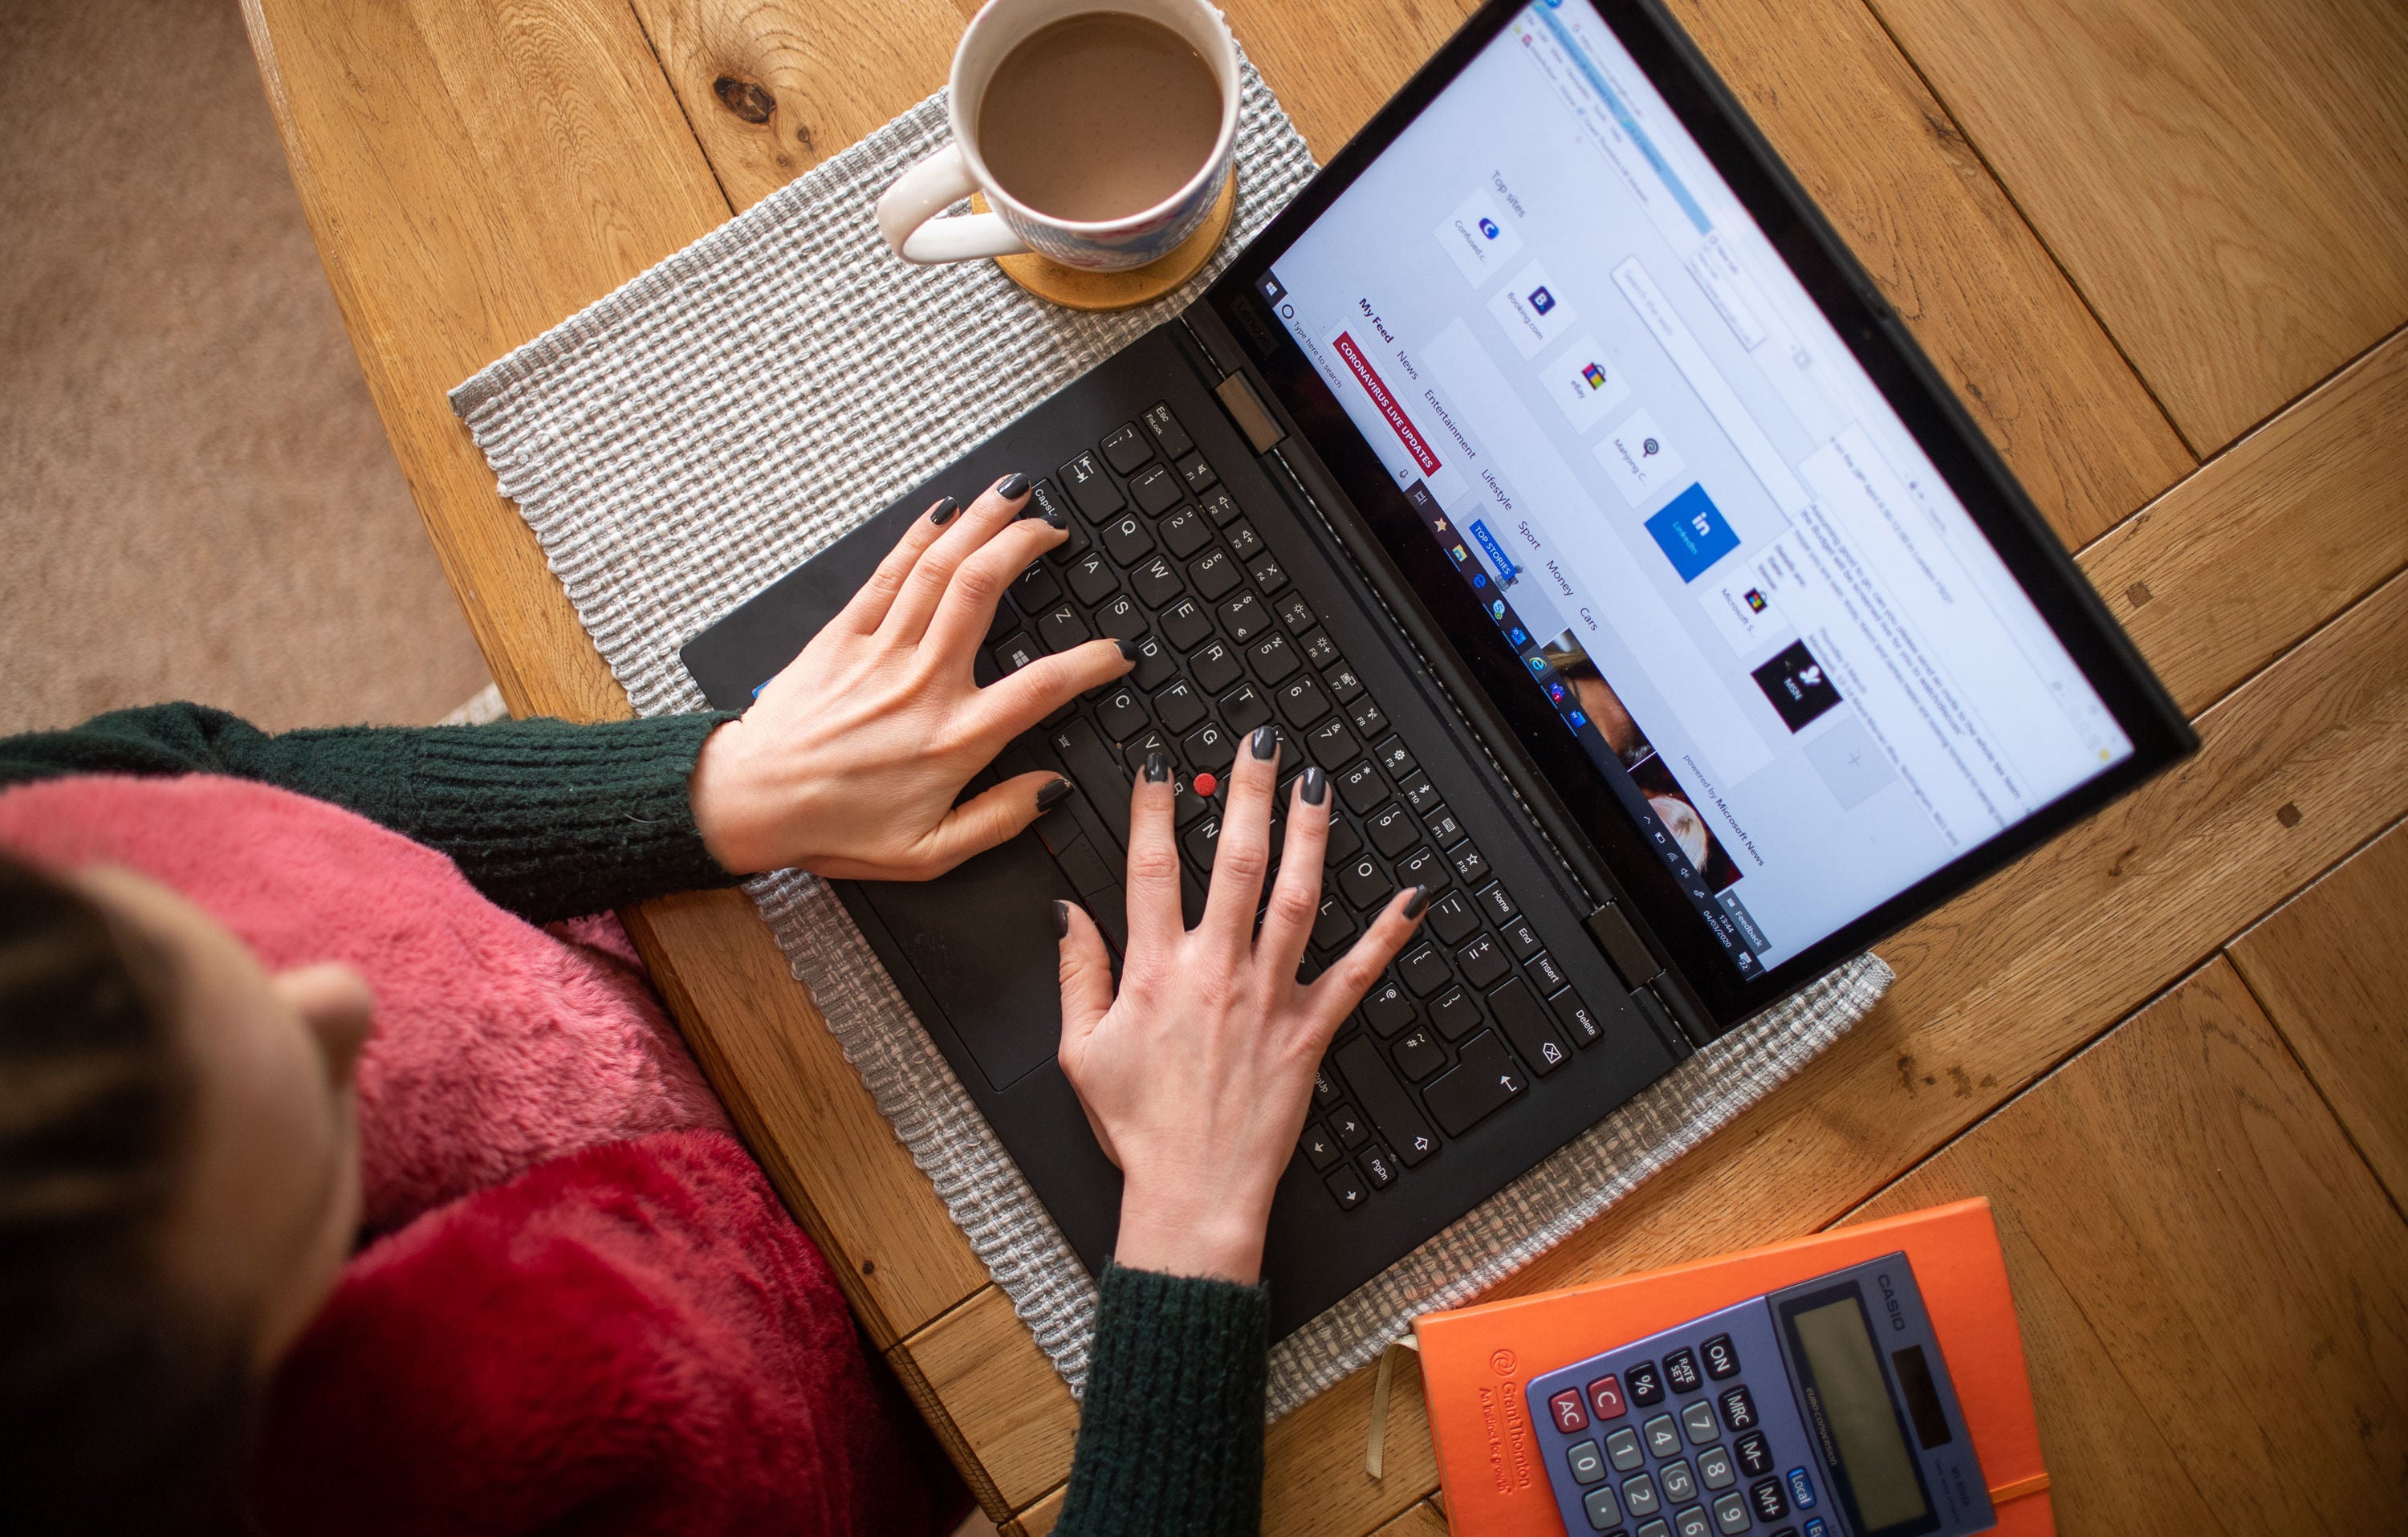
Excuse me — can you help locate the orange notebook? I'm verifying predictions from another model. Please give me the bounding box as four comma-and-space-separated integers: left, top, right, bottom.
1412, 1198, 2052, 1535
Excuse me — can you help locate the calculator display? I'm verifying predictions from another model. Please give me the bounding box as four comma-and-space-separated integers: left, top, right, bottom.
1789, 1296, 1931, 1530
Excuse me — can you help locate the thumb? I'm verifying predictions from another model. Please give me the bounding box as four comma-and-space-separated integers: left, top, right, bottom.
913, 771, 1070, 876
1056, 901, 1117, 1050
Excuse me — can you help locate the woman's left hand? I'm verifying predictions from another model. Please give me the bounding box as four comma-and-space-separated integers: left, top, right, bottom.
689, 474, 1135, 880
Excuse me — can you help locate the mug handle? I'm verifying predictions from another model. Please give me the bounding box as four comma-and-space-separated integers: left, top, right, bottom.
875, 144, 1032, 264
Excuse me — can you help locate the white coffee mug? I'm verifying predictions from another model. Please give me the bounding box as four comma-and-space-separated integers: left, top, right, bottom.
875, 0, 1241, 272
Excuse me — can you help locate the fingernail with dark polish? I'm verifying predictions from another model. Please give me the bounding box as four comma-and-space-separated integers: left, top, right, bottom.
997, 471, 1031, 500
1051, 900, 1071, 938
1144, 750, 1169, 783
1115, 637, 1142, 664
928, 496, 960, 526
1251, 724, 1278, 760
1300, 766, 1328, 806
1401, 884, 1431, 919
1035, 777, 1072, 812
1043, 502, 1068, 530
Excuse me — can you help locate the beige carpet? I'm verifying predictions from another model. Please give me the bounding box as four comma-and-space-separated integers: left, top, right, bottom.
0, 0, 491, 736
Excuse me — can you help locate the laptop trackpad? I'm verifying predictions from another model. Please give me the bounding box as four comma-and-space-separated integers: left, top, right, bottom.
856, 835, 1076, 1092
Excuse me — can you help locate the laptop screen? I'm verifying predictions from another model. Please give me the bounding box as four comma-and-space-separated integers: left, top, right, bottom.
1244, 0, 2133, 974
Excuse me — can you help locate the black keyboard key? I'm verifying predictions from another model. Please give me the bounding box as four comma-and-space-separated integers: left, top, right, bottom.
1095, 594, 1148, 641
1324, 816, 1361, 865
1393, 1027, 1446, 1082
1425, 890, 1480, 945
986, 594, 1019, 645
1474, 881, 1518, 925
1348, 694, 1389, 740
1325, 1165, 1366, 1210
1360, 978, 1416, 1036
1013, 563, 1062, 612
1120, 729, 1169, 775
1429, 984, 1483, 1040
1182, 815, 1222, 870
1422, 1030, 1524, 1136
1128, 555, 1182, 609
1175, 450, 1217, 494
1304, 716, 1358, 768
1190, 640, 1243, 694
1301, 1124, 1342, 1171
1503, 915, 1544, 960
1198, 486, 1242, 526
1153, 678, 1206, 734
1335, 758, 1388, 814
1398, 944, 1450, 997
1359, 1144, 1397, 1189
1222, 519, 1262, 561
1314, 1065, 1341, 1105
1275, 593, 1315, 633
1218, 591, 1268, 644
1297, 628, 1340, 669
1220, 682, 1271, 734
1159, 597, 1213, 650
1143, 401, 1192, 458
1050, 717, 1131, 850
1130, 463, 1183, 516
1038, 604, 1090, 652
1336, 1035, 1438, 1166
1455, 933, 1509, 989
1396, 770, 1441, 816
1422, 803, 1464, 848
1394, 844, 1448, 893
1183, 720, 1235, 772
1248, 630, 1300, 685
1324, 663, 1364, 705
1447, 840, 1491, 887
1247, 552, 1288, 595
1052, 832, 1117, 897
1160, 502, 1213, 558
990, 631, 1040, 675
1128, 633, 1175, 689
1102, 512, 1153, 565
1090, 880, 1129, 952
1189, 546, 1242, 601
1368, 803, 1418, 858
1549, 988, 1604, 1049
1526, 950, 1569, 995
1275, 676, 1330, 728
1370, 734, 1416, 779
1030, 478, 1081, 549
1338, 854, 1389, 912
1101, 422, 1150, 475
1060, 451, 1121, 518
1329, 1103, 1369, 1149
1173, 775, 1210, 829
1096, 687, 1149, 744
1063, 550, 1115, 605
1312, 894, 1356, 952
1488, 978, 1569, 1075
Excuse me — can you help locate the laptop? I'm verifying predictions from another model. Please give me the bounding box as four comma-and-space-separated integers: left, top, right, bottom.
681, 0, 2194, 1339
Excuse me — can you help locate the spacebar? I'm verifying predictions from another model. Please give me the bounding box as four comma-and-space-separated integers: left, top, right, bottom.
1335, 1037, 1438, 1166
1048, 717, 1132, 852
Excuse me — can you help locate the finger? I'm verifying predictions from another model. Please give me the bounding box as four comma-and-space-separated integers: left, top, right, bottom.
1255, 766, 1332, 980
1056, 901, 1116, 1049
900, 771, 1071, 880
1121, 751, 1183, 949
1304, 884, 1428, 1039
1200, 725, 1282, 944
921, 508, 1067, 666
971, 637, 1136, 748
837, 494, 961, 636
877, 472, 1032, 646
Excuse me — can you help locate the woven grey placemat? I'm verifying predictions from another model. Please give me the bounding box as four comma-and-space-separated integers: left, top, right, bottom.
453, 67, 1890, 1419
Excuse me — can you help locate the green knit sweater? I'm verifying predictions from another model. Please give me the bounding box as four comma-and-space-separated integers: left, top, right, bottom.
0, 703, 1271, 1535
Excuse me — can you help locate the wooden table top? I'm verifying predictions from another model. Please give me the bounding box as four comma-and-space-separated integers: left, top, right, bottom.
241, 0, 2408, 1530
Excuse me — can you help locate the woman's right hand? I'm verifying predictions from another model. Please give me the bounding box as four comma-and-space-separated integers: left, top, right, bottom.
1054, 726, 1428, 1285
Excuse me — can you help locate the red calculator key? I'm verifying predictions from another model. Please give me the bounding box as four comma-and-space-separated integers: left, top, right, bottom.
1548, 1389, 1589, 1433
1587, 1374, 1628, 1420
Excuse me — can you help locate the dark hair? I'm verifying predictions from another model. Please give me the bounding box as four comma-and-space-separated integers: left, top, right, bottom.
0, 852, 256, 1533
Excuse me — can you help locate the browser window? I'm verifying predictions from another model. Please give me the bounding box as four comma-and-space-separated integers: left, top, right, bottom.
1259, 0, 2132, 970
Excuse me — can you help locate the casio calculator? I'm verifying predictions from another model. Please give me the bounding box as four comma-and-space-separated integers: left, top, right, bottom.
1524, 1253, 1994, 1537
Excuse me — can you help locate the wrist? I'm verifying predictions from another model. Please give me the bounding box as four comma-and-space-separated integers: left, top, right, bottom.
1113, 1173, 1271, 1285
689, 720, 779, 874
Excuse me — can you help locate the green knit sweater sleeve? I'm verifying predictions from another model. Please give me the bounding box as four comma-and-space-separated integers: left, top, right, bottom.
1056, 1264, 1270, 1537
0, 703, 740, 922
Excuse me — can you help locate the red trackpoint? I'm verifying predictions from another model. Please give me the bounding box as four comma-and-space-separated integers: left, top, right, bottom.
1192, 771, 1218, 797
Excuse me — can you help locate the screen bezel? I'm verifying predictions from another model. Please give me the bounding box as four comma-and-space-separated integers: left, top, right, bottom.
1202, 0, 2194, 1025
1775, 1280, 1943, 1537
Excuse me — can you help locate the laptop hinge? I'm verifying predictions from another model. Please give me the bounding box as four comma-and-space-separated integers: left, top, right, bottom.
1213, 370, 1287, 453
1584, 903, 1662, 990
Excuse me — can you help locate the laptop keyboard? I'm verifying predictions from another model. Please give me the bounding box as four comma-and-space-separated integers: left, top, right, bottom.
978, 402, 1614, 1213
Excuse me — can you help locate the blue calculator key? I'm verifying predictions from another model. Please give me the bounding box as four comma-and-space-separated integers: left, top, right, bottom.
1718, 1384, 1759, 1433
1804, 1519, 1830, 1537
1643, 1413, 1682, 1458
1606, 1426, 1645, 1471
1627, 1358, 1666, 1405
1714, 1491, 1753, 1534
1784, 1467, 1816, 1509
1674, 1506, 1713, 1537
1622, 1470, 1662, 1518
1581, 1482, 1622, 1531
1702, 1332, 1740, 1380
1681, 1400, 1719, 1444
1663, 1347, 1702, 1394
1565, 1439, 1606, 1485
1749, 1477, 1788, 1521
1735, 1430, 1773, 1477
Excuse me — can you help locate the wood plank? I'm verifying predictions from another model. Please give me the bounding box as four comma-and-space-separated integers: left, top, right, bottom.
2082, 327, 2408, 714
1865, 0, 2408, 451
619, 889, 989, 1342
1851, 958, 2408, 1534
906, 1284, 1082, 1511
1263, 1341, 1439, 1537
2231, 818, 2408, 1210
1370, 1498, 1452, 1537
1009, 1484, 1064, 1537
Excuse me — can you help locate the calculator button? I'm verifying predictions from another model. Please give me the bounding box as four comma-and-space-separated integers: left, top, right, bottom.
1748, 1478, 1788, 1521
1564, 1437, 1605, 1485
1549, 1389, 1590, 1434
1635, 1523, 1672, 1537
1586, 1373, 1627, 1420
1717, 1491, 1756, 1534
1582, 1484, 1622, 1531
1734, 1431, 1773, 1478
1674, 1507, 1713, 1537
1621, 1470, 1662, 1518
1681, 1400, 1719, 1445
1664, 1348, 1702, 1395
1627, 1359, 1666, 1406
1643, 1414, 1682, 1459
1605, 1425, 1645, 1471
1661, 1459, 1697, 1502
1804, 1523, 1829, 1537
1718, 1385, 1759, 1433
1702, 1333, 1740, 1380
1697, 1444, 1735, 1490
1784, 1467, 1816, 1510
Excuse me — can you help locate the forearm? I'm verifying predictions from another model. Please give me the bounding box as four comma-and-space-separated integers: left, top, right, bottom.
1054, 1264, 1270, 1537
